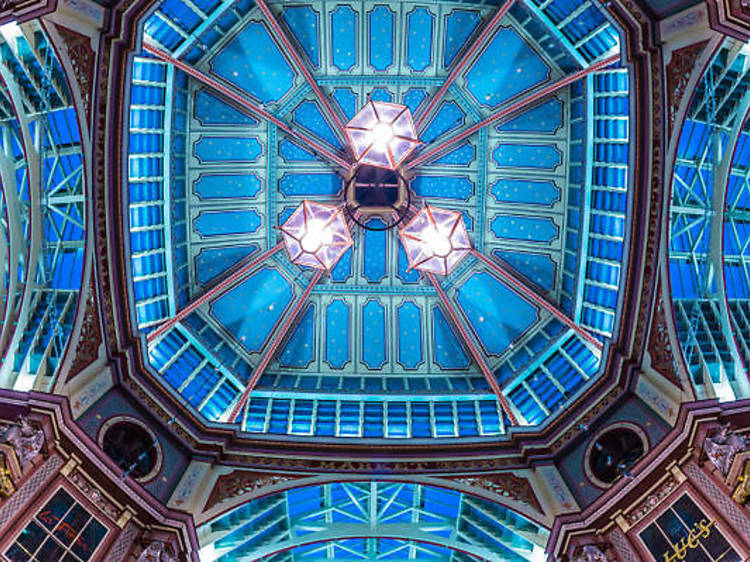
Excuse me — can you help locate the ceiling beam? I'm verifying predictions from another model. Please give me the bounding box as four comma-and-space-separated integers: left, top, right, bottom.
229, 269, 324, 423
426, 271, 518, 425
414, 0, 516, 131
143, 43, 351, 170
473, 250, 603, 352
146, 242, 284, 343
254, 0, 349, 144
405, 53, 619, 170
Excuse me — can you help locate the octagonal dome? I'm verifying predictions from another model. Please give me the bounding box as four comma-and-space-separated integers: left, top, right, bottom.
124, 0, 629, 440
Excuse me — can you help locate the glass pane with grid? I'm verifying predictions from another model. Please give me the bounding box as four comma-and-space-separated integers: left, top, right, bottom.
4, 488, 107, 562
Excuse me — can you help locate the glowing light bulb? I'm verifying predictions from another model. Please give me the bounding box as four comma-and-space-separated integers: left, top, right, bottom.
422, 226, 451, 258
371, 122, 394, 147
300, 219, 333, 253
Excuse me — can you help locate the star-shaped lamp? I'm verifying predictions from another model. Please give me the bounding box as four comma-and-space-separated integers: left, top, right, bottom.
280, 201, 353, 270
345, 100, 419, 169
399, 206, 472, 276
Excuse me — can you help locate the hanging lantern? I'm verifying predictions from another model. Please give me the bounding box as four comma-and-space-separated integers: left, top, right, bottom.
280, 200, 353, 270
399, 205, 472, 276
345, 100, 419, 169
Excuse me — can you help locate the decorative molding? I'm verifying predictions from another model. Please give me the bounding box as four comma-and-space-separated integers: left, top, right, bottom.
685, 462, 750, 539
0, 455, 62, 529
68, 469, 123, 523
647, 285, 682, 389
204, 470, 296, 511
451, 473, 543, 513
109, 521, 139, 562
707, 0, 750, 41
666, 41, 709, 134
0, 0, 56, 24
55, 25, 96, 123
550, 388, 623, 453
623, 475, 679, 526
67, 276, 102, 381
607, 527, 639, 562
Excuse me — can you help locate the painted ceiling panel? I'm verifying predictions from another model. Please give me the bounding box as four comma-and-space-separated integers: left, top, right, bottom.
128, 0, 630, 436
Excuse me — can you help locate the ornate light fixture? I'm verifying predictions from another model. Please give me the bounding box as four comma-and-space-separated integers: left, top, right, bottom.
399, 206, 471, 276
280, 200, 353, 270
345, 100, 419, 169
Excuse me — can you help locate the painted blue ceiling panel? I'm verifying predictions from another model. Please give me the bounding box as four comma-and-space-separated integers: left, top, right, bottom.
210, 267, 294, 353
282, 5, 321, 67
210, 21, 296, 103
465, 27, 550, 108
455, 271, 539, 355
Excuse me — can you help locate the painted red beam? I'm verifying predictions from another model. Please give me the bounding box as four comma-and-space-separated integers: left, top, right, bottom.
230, 269, 324, 423
414, 0, 515, 131
254, 0, 348, 140
143, 43, 351, 170
427, 272, 518, 425
473, 250, 603, 352
147, 243, 285, 343
406, 54, 620, 170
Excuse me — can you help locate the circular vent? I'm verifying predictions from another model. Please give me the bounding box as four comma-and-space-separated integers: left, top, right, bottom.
101, 420, 159, 481
587, 425, 646, 486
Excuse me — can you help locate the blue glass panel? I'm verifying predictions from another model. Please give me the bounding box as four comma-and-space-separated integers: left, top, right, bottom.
194, 210, 262, 237
211, 21, 296, 103
211, 267, 294, 353
492, 143, 561, 169
443, 10, 481, 68
491, 215, 558, 243
279, 173, 343, 197
498, 98, 562, 133
432, 142, 475, 166
278, 139, 317, 162
361, 300, 387, 369
397, 244, 420, 284
331, 6, 357, 71
279, 304, 315, 368
325, 300, 350, 368
421, 101, 464, 143
194, 137, 262, 163
493, 250, 556, 291
194, 245, 258, 285
194, 173, 262, 200
406, 8, 434, 72
411, 175, 473, 200
363, 218, 387, 282
369, 6, 394, 71
490, 178, 560, 206
397, 301, 422, 369
292, 101, 343, 149
194, 89, 257, 126
402, 88, 427, 114
456, 271, 538, 355
333, 88, 358, 119
431, 305, 470, 369
282, 6, 320, 67
465, 28, 549, 107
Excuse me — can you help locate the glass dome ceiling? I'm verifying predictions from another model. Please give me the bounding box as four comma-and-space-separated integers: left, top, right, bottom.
125, 0, 630, 440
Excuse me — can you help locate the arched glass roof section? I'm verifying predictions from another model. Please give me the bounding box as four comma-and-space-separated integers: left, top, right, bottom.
125, 0, 632, 439
669, 39, 750, 402
198, 481, 549, 561
0, 21, 85, 392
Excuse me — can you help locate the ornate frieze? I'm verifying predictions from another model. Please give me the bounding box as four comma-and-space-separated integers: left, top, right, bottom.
666, 41, 709, 133
451, 473, 543, 513
204, 470, 295, 511
624, 475, 679, 526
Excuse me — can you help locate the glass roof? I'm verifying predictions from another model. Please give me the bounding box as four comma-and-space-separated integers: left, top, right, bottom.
0, 22, 85, 393
669, 39, 750, 403
125, 0, 631, 439
198, 481, 549, 560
